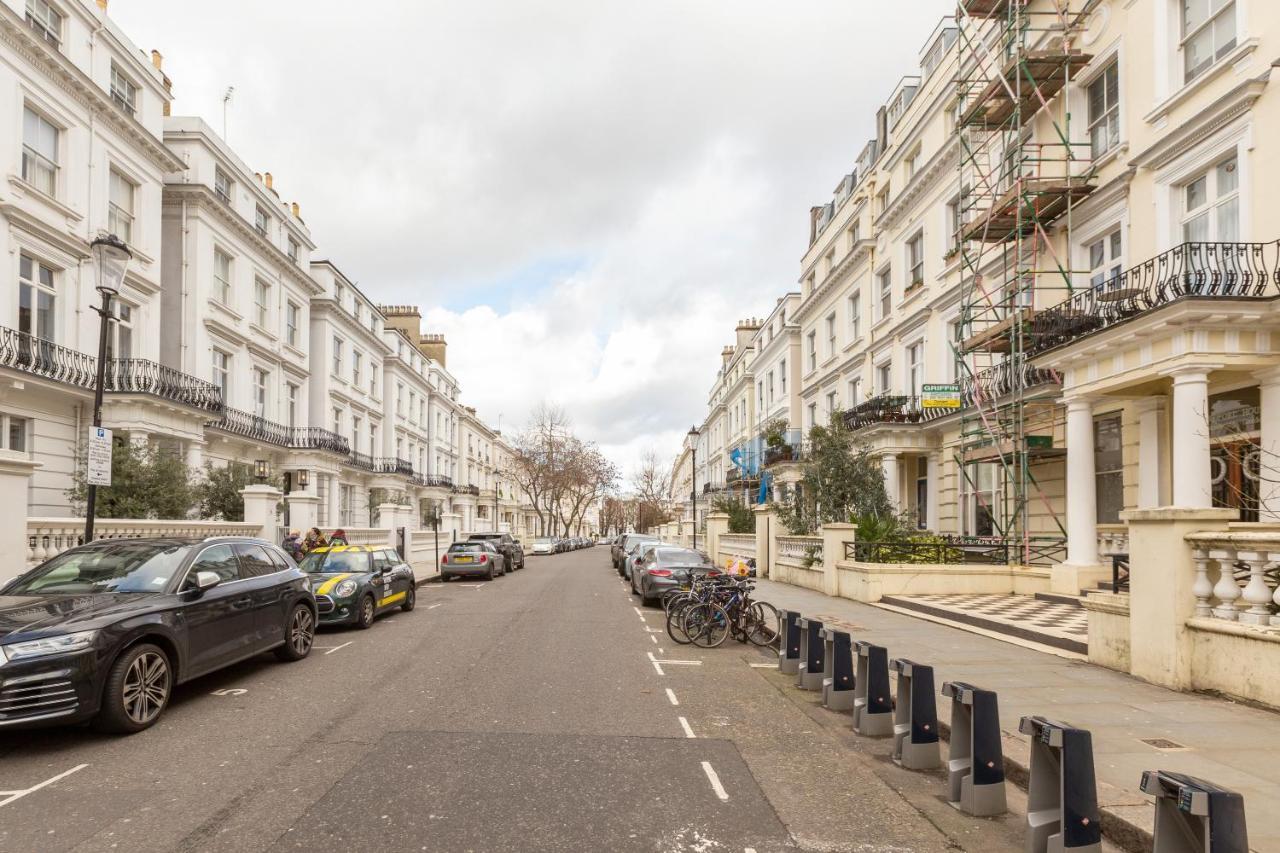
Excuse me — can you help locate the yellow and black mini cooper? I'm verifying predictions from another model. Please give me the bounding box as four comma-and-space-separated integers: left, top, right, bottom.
298, 545, 416, 629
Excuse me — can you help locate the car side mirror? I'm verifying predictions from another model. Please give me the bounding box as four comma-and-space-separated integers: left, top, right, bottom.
190, 571, 221, 595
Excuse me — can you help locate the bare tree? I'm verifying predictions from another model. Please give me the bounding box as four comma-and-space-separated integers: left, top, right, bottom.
632, 448, 673, 532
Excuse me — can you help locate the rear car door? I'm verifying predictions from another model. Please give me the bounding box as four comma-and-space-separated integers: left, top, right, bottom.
233, 543, 287, 649
179, 544, 256, 677
372, 550, 409, 608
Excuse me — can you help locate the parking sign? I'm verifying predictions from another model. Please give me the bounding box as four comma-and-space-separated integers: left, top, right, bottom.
87, 427, 113, 486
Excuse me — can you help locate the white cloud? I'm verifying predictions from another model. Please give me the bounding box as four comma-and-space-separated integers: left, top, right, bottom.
112, 0, 953, 475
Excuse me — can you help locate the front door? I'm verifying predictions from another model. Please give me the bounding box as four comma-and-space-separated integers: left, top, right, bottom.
1211, 440, 1260, 522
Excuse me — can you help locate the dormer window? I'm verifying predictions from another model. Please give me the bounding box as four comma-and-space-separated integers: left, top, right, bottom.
214, 169, 232, 204
25, 0, 61, 47
254, 205, 270, 237
110, 64, 138, 116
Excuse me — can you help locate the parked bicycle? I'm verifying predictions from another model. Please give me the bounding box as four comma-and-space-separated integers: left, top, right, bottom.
665, 575, 779, 649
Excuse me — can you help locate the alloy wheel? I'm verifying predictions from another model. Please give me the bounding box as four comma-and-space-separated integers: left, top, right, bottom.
122, 651, 169, 725
290, 607, 315, 655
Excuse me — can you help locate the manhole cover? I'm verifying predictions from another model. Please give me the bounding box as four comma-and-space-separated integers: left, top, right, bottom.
1140, 738, 1189, 750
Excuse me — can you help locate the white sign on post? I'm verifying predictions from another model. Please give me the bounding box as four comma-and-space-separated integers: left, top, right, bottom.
87, 426, 113, 487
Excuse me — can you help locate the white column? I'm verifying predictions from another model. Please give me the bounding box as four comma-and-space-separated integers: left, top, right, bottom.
925, 452, 941, 531
185, 439, 205, 472
1169, 367, 1214, 508
1064, 396, 1098, 566
1134, 397, 1165, 509
0, 451, 41, 585
881, 453, 900, 510
240, 484, 283, 544
1257, 368, 1280, 521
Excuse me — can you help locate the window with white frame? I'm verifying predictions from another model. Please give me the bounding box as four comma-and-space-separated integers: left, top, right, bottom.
1182, 0, 1236, 84
25, 0, 62, 47
352, 349, 362, 386
1088, 62, 1120, 159
946, 195, 963, 252
213, 249, 232, 304
369, 368, 377, 397
906, 232, 925, 288
780, 358, 787, 394
107, 169, 135, 243
252, 367, 268, 418
1087, 229, 1123, 290
904, 146, 921, 182
808, 402, 818, 429
757, 381, 763, 412
332, 337, 343, 376
254, 205, 269, 237
0, 413, 30, 453
214, 168, 232, 204
1182, 154, 1239, 242
352, 416, 363, 451
848, 377, 862, 407
849, 291, 861, 338
397, 383, 405, 415
18, 253, 56, 341
285, 382, 298, 428
370, 423, 378, 454
826, 391, 839, 419
253, 278, 269, 327
106, 301, 132, 360
807, 331, 817, 372
287, 236, 299, 263
211, 349, 230, 398
285, 301, 299, 347
877, 361, 893, 394
109, 64, 138, 115
848, 221, 861, 247
877, 267, 892, 320
767, 371, 775, 404
21, 106, 58, 196
825, 313, 837, 358
876, 183, 891, 216
332, 407, 343, 436
907, 341, 924, 397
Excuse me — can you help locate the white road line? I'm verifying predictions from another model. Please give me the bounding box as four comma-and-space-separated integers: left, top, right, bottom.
701, 761, 728, 801
745, 848, 758, 853
650, 635, 658, 645
748, 663, 775, 668
646, 652, 665, 676
427, 603, 442, 610
632, 606, 643, 616
0, 764, 88, 809
678, 716, 696, 738
665, 688, 679, 706
324, 641, 353, 655
653, 658, 701, 666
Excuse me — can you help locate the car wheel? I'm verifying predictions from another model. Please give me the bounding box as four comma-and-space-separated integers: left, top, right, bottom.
94, 643, 171, 734
400, 585, 416, 612
355, 594, 376, 629
441, 573, 451, 582
275, 603, 316, 661
487, 563, 496, 581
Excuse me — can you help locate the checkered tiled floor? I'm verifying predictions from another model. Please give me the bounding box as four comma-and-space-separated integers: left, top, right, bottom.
877, 593, 1088, 653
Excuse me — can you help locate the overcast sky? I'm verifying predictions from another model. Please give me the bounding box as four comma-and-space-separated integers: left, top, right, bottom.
113, 0, 952, 478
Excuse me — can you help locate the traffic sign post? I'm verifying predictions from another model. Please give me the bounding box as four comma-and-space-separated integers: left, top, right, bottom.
87, 427, 113, 487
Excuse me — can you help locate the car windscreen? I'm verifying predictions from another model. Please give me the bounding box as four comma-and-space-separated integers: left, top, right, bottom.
6, 541, 191, 594
298, 550, 370, 574
654, 548, 711, 566
532, 538, 554, 544
448, 543, 487, 552
627, 539, 659, 553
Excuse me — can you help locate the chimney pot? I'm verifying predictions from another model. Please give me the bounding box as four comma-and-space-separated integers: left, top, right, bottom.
291, 201, 300, 218
151, 50, 163, 70
264, 172, 273, 190
254, 172, 262, 183
95, 0, 107, 10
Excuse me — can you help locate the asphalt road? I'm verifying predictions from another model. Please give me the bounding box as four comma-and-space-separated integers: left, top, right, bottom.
0, 549, 1031, 852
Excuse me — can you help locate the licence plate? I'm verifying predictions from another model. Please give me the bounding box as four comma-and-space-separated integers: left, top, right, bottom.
454, 556, 473, 563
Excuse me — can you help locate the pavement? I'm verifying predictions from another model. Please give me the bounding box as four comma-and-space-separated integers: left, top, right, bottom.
0, 548, 1060, 853
755, 577, 1280, 853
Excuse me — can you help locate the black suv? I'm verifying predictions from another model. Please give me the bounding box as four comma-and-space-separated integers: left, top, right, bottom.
0, 537, 316, 733
466, 533, 525, 571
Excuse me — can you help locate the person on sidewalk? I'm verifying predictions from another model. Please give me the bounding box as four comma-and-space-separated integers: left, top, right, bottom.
303, 528, 328, 552
329, 528, 349, 546
281, 529, 304, 563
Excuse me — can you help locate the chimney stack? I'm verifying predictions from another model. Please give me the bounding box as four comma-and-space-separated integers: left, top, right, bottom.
95, 0, 107, 10
291, 201, 300, 219
151, 50, 163, 70
264, 172, 273, 190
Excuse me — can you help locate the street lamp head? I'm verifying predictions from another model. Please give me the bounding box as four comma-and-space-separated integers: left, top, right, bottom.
90, 233, 132, 298
253, 459, 270, 483
687, 425, 700, 440
296, 468, 310, 488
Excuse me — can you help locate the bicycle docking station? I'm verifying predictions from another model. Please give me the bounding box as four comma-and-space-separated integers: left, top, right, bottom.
888, 658, 940, 770
819, 626, 855, 711
779, 610, 801, 675
940, 680, 1007, 817
795, 617, 825, 691
1019, 715, 1102, 853
852, 640, 893, 737
1139, 770, 1248, 853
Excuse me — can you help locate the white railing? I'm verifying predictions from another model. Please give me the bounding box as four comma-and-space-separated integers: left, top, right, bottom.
27, 518, 264, 567
339, 527, 393, 547
1186, 532, 1280, 626
1098, 525, 1129, 557
777, 535, 823, 565
718, 533, 756, 559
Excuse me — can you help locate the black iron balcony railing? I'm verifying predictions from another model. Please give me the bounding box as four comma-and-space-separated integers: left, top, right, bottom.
211, 407, 293, 446
290, 428, 350, 455
452, 484, 481, 496
347, 451, 376, 471
0, 327, 96, 389
763, 444, 803, 467
375, 457, 414, 476
844, 395, 925, 429
1029, 240, 1280, 356
102, 359, 224, 412
962, 357, 1060, 407
413, 474, 453, 489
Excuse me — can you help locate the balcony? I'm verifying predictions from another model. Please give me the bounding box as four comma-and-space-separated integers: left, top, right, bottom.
374, 457, 414, 477
210, 407, 293, 446
1028, 241, 1279, 357
452, 484, 481, 497
0, 328, 223, 412
843, 395, 929, 429
962, 358, 1060, 406
413, 474, 453, 489
347, 451, 377, 471
763, 444, 803, 467
290, 428, 350, 455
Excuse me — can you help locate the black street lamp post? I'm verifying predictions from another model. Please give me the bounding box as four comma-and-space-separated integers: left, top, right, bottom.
688, 425, 700, 550
84, 234, 132, 545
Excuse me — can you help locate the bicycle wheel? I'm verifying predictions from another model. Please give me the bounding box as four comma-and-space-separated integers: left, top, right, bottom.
684, 603, 730, 648
666, 600, 694, 645
745, 601, 781, 647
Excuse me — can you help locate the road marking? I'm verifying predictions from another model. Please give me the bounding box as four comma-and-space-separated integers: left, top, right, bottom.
748, 663, 775, 668
324, 641, 353, 656
427, 603, 442, 610
632, 606, 643, 616
650, 635, 658, 645
701, 761, 729, 801
653, 657, 701, 666
665, 688, 679, 706
0, 764, 88, 809
678, 716, 696, 738
210, 688, 247, 696
647, 652, 665, 676
463, 584, 484, 589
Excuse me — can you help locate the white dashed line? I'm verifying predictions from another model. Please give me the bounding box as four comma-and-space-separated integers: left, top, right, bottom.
665, 688, 679, 706
653, 657, 701, 666
0, 764, 88, 809
748, 663, 775, 668
427, 603, 442, 610
323, 641, 353, 655
650, 635, 658, 645
701, 761, 729, 801
632, 606, 644, 616
647, 652, 665, 676
678, 716, 696, 738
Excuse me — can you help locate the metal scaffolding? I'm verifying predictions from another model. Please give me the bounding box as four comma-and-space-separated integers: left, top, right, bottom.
952, 0, 1094, 562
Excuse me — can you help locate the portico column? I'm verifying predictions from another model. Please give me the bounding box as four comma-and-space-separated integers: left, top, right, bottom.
1134, 397, 1166, 509
1168, 367, 1215, 508
1256, 368, 1280, 521
881, 453, 900, 510
185, 439, 205, 472
925, 451, 941, 531
1064, 396, 1098, 567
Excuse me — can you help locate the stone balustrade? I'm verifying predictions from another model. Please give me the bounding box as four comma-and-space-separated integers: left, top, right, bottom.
718, 533, 756, 559
1097, 525, 1130, 557
26, 518, 264, 567
339, 527, 395, 547
1186, 532, 1280, 627
777, 535, 823, 563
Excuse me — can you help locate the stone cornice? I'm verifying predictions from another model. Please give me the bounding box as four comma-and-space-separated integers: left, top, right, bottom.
795, 238, 875, 325
1131, 72, 1269, 171
875, 135, 960, 233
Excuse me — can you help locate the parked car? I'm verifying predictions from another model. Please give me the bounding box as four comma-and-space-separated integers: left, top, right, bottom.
0, 537, 316, 734
529, 537, 557, 556
621, 537, 666, 582
297, 545, 416, 629
615, 535, 660, 576
466, 532, 525, 571
630, 545, 718, 606
440, 541, 506, 580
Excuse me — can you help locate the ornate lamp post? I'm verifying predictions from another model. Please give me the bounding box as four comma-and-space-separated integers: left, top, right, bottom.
84, 234, 132, 544
253, 459, 270, 483
687, 425, 701, 550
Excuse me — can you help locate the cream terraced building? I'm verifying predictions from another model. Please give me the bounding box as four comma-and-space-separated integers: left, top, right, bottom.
686, 0, 1280, 595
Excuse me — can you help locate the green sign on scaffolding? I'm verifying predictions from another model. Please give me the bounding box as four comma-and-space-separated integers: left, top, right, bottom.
921, 383, 961, 409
